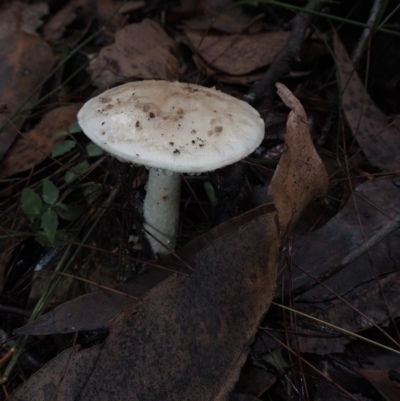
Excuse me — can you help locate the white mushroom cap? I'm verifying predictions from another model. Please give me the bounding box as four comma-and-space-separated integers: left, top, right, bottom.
77, 80, 264, 172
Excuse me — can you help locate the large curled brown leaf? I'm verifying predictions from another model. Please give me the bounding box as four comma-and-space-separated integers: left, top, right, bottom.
270, 83, 329, 236
12, 207, 280, 401
10, 84, 328, 401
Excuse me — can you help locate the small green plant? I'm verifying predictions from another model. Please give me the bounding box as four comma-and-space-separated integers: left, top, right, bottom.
21, 178, 83, 245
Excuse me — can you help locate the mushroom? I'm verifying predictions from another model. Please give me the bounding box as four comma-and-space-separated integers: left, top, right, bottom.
77, 80, 264, 255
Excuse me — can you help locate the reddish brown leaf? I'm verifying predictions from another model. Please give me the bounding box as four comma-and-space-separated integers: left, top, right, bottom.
43, 0, 139, 41
88, 19, 180, 89
185, 30, 290, 76
42, 0, 85, 41
353, 368, 400, 401
334, 33, 400, 171
0, 105, 80, 179
180, 4, 263, 34
12, 210, 281, 401
15, 205, 273, 335
0, 2, 54, 161
269, 83, 329, 236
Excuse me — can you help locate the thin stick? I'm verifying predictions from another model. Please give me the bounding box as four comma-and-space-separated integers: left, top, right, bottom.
243, 1, 324, 106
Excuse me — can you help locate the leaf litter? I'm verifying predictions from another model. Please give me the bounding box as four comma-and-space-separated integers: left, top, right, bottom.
9, 85, 328, 400
334, 32, 400, 172
0, 1, 54, 161
1, 2, 400, 400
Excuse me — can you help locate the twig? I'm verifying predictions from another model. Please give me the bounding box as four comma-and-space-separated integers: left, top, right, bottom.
243, 1, 324, 106
293, 212, 400, 297
352, 0, 386, 65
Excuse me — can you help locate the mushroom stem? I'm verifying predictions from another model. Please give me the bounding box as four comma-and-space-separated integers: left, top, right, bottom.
143, 168, 181, 256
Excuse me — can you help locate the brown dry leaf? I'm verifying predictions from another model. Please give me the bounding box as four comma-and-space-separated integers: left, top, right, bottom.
12, 208, 281, 401
275, 178, 400, 355
334, 33, 400, 171
291, 179, 400, 301
352, 368, 400, 400
185, 30, 290, 76
119, 1, 146, 14
42, 0, 85, 41
296, 272, 400, 354
14, 205, 273, 336
95, 0, 125, 29
14, 274, 162, 336
88, 19, 180, 89
269, 83, 329, 236
234, 364, 275, 398
43, 0, 139, 41
180, 4, 263, 34
10, 85, 328, 401
0, 105, 80, 179
0, 2, 54, 161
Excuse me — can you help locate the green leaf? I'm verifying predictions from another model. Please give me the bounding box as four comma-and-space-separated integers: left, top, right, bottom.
55, 201, 69, 211
69, 121, 82, 134
57, 205, 85, 221
52, 130, 68, 139
204, 181, 218, 206
86, 143, 103, 157
64, 161, 90, 183
52, 140, 76, 157
35, 230, 73, 247
42, 179, 59, 205
41, 210, 59, 244
21, 188, 43, 221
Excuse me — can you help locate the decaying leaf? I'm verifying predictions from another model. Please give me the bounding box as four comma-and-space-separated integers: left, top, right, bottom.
185, 30, 290, 76
180, 3, 263, 34
353, 367, 400, 400
42, 0, 85, 41
12, 207, 281, 401
0, 105, 80, 179
334, 33, 400, 171
10, 84, 328, 401
0, 2, 54, 161
296, 271, 400, 354
291, 179, 400, 301
87, 19, 180, 89
270, 83, 329, 236
43, 0, 140, 41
